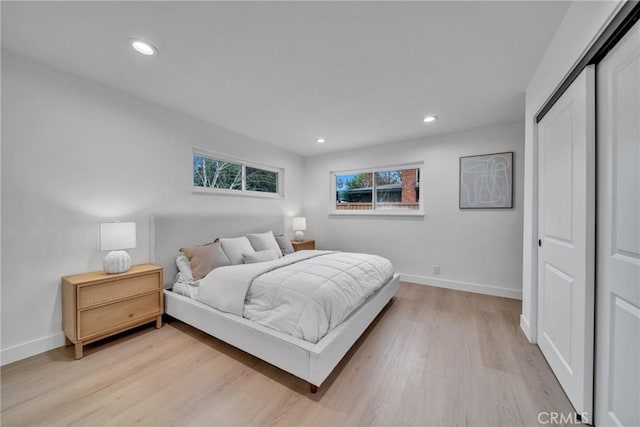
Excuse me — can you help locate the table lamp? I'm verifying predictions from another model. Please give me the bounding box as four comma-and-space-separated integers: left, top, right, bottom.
292, 217, 306, 241
100, 222, 136, 274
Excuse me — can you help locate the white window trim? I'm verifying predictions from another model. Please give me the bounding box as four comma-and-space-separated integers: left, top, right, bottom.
330, 162, 424, 216
192, 148, 284, 199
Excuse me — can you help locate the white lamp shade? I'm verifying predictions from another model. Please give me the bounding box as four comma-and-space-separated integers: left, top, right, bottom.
292, 217, 307, 231
99, 222, 136, 251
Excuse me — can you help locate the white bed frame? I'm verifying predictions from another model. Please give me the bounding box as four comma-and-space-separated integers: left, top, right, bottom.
150, 214, 399, 392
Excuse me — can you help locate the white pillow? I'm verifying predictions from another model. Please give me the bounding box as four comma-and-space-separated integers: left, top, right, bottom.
175, 272, 198, 286
220, 236, 255, 265
243, 249, 279, 264
175, 255, 194, 282
247, 231, 283, 258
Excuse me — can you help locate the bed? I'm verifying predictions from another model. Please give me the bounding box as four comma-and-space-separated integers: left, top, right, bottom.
150, 214, 399, 393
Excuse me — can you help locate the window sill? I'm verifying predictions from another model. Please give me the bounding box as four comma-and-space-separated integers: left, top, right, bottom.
329, 210, 424, 217
193, 187, 283, 199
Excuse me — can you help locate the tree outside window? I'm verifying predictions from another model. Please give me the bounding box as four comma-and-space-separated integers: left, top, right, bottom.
193, 156, 242, 190
193, 152, 282, 196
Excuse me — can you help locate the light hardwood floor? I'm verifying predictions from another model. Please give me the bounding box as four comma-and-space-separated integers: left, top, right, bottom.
1, 283, 578, 426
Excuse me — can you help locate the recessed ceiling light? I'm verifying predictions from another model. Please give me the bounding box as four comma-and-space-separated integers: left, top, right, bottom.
423, 115, 438, 123
130, 39, 157, 56
316, 138, 326, 144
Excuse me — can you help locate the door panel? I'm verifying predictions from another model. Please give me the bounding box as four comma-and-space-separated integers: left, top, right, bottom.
596, 20, 640, 427
610, 297, 640, 427
538, 65, 595, 417
613, 50, 640, 258
542, 262, 573, 369
542, 103, 574, 243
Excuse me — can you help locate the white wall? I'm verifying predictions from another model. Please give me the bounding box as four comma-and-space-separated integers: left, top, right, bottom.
520, 0, 623, 342
0, 51, 305, 365
304, 121, 524, 299
0, 25, 3, 361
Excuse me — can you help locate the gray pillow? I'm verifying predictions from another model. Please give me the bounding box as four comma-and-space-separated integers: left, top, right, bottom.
180, 242, 230, 281
220, 236, 255, 265
243, 249, 279, 264
247, 231, 283, 258
275, 235, 295, 256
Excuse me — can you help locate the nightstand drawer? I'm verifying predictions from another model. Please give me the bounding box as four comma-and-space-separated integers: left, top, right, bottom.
78, 292, 161, 339
78, 273, 160, 309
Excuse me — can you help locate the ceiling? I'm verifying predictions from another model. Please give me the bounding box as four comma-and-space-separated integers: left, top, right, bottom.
1, 1, 570, 156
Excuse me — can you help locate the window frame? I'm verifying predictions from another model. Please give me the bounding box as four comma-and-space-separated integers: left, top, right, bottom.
192, 148, 284, 199
330, 162, 424, 216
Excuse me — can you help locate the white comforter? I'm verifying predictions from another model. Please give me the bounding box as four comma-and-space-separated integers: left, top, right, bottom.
197, 250, 394, 343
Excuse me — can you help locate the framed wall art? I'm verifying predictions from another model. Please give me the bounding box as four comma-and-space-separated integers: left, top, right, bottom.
459, 151, 513, 209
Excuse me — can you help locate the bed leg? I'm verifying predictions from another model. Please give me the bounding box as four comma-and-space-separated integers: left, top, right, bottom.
309, 383, 318, 394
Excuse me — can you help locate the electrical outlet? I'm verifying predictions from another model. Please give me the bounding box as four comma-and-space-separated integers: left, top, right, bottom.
433, 265, 440, 275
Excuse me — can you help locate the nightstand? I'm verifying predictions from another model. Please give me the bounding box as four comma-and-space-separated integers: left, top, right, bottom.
62, 264, 163, 359
291, 239, 315, 251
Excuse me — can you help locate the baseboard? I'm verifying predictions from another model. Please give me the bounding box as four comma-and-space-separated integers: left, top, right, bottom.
399, 273, 522, 300
520, 314, 537, 343
1, 332, 66, 366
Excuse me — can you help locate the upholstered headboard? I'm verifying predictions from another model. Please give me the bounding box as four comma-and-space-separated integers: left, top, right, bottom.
150, 214, 285, 288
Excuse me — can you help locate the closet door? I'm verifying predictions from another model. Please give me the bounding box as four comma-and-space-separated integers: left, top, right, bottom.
595, 21, 640, 427
537, 65, 595, 418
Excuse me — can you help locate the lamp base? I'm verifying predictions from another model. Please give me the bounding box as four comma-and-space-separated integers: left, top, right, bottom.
103, 250, 132, 274
294, 231, 305, 241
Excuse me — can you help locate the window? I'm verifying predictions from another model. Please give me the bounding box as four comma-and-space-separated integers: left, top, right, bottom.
193, 150, 283, 197
193, 156, 243, 190
331, 164, 423, 215
245, 166, 278, 193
